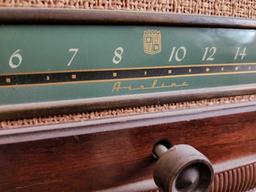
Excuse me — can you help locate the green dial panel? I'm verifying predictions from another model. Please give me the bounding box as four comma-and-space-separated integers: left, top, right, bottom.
1, 25, 256, 106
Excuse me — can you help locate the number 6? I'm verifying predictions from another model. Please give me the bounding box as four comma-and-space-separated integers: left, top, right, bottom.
9, 49, 22, 69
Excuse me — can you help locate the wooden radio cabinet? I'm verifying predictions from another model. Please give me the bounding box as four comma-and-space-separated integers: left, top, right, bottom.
0, 8, 255, 192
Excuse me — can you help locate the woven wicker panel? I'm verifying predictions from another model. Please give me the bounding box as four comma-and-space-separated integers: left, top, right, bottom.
1, 0, 256, 19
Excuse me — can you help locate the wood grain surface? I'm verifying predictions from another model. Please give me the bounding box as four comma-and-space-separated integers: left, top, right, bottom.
0, 106, 256, 192
1, 8, 256, 28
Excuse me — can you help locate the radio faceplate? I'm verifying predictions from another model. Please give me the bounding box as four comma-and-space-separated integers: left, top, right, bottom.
0, 20, 256, 119
1, 25, 256, 104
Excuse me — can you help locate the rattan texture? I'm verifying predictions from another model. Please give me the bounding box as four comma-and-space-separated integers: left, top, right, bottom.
1, 0, 256, 19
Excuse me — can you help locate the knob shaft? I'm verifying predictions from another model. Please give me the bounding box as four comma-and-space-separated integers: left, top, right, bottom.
153, 144, 214, 192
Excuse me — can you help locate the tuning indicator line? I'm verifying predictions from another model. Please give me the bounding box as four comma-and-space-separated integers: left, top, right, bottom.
0, 63, 256, 87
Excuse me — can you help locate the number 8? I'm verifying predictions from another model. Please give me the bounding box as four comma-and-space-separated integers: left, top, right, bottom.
112, 47, 124, 64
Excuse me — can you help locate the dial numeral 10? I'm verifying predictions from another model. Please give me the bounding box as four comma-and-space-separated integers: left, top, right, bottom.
168, 47, 187, 62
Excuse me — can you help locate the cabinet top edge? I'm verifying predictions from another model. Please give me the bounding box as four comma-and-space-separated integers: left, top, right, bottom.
0, 8, 256, 28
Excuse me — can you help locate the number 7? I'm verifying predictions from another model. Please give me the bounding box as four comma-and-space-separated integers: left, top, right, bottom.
67, 48, 79, 66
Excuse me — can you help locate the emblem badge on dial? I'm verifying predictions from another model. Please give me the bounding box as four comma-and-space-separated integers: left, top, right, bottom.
144, 29, 162, 55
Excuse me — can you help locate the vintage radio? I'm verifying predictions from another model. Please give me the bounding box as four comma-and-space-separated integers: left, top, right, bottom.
0, 1, 256, 192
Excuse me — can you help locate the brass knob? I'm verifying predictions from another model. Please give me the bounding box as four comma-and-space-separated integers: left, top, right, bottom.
153, 143, 214, 192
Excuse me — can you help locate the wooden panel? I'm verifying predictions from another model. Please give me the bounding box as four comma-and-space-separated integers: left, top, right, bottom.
210, 162, 256, 192
0, 8, 256, 28
0, 109, 256, 191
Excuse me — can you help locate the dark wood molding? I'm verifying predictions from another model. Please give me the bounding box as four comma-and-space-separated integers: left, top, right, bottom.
210, 160, 256, 192
0, 109, 256, 191
1, 100, 256, 145
0, 8, 256, 29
